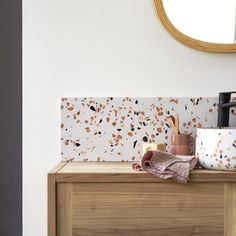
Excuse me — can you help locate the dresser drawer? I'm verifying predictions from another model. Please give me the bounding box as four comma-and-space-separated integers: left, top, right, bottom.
56, 182, 224, 236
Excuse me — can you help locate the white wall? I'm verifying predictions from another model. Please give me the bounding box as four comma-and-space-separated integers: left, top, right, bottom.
23, 0, 236, 235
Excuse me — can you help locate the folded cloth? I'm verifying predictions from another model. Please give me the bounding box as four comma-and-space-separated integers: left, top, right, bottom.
132, 151, 198, 184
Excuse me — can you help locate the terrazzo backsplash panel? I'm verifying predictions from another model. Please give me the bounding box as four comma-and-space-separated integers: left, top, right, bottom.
61, 97, 236, 161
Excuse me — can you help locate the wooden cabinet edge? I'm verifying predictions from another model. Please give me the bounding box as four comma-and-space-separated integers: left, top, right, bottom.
48, 162, 68, 236
224, 183, 236, 236
57, 183, 73, 236
48, 173, 56, 236
49, 162, 68, 174
55, 173, 236, 183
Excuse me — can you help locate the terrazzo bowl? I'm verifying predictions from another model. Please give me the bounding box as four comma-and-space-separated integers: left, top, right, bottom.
196, 128, 236, 171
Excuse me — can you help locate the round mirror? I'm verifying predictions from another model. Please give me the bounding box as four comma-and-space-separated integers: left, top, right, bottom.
153, 0, 236, 52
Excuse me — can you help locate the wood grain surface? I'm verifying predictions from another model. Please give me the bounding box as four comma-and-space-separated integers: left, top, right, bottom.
56, 182, 224, 236
48, 162, 68, 236
224, 183, 236, 236
57, 183, 72, 236
49, 162, 236, 236
56, 162, 236, 183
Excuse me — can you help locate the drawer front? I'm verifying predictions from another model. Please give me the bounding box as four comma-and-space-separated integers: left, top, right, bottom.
57, 183, 224, 236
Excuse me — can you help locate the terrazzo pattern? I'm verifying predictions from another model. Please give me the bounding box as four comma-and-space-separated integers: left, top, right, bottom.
61, 97, 236, 161
196, 128, 236, 171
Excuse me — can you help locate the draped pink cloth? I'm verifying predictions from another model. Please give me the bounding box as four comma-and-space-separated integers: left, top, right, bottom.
132, 151, 198, 184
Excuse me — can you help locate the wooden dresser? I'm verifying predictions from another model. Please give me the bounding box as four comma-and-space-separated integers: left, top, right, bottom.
48, 162, 236, 236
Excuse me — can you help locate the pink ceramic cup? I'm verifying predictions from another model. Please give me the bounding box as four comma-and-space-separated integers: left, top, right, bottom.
170, 133, 191, 155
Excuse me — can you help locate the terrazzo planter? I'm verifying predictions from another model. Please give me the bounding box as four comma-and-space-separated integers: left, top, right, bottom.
196, 128, 236, 171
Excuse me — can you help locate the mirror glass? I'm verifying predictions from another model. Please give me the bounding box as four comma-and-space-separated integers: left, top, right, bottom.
162, 0, 236, 44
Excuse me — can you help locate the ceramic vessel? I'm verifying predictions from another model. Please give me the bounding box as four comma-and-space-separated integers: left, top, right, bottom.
170, 133, 191, 155
196, 128, 236, 171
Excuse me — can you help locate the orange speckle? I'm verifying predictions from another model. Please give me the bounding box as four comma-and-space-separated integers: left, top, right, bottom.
197, 123, 203, 128
157, 127, 162, 133
169, 99, 178, 104
128, 132, 133, 136
85, 127, 91, 132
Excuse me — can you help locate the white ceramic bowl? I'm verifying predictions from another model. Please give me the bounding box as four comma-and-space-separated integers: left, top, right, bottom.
196, 128, 236, 171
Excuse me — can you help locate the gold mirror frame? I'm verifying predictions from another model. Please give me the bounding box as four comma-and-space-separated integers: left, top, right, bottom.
153, 0, 236, 53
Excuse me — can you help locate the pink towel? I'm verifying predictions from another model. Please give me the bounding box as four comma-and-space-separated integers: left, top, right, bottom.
132, 151, 198, 184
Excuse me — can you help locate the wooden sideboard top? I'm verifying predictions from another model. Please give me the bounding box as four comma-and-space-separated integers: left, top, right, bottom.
49, 161, 236, 183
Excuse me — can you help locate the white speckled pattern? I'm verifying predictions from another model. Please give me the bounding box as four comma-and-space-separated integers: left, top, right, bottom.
61, 97, 236, 161
196, 128, 236, 171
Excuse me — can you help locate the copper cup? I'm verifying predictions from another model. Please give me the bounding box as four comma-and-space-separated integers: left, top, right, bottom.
170, 133, 191, 155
